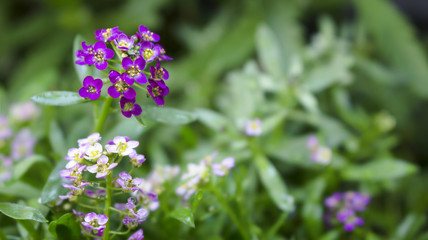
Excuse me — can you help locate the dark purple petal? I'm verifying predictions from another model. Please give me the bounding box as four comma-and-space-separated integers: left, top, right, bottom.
108, 86, 121, 98
157, 79, 167, 89
93, 79, 103, 91
109, 70, 120, 83
161, 85, 169, 95
132, 104, 142, 116
94, 41, 107, 51
153, 96, 165, 105
135, 58, 146, 70
83, 76, 94, 88
162, 68, 169, 80
150, 66, 156, 78
88, 92, 101, 100
79, 88, 89, 98
140, 41, 153, 49
135, 74, 147, 84
104, 49, 115, 59
151, 33, 160, 42
121, 110, 132, 118
95, 61, 108, 70
123, 87, 136, 99
138, 25, 149, 33
85, 56, 95, 65
122, 57, 133, 70
124, 75, 135, 86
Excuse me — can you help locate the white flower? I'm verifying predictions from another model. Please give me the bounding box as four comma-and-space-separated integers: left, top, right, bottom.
105, 136, 139, 156
84, 143, 103, 160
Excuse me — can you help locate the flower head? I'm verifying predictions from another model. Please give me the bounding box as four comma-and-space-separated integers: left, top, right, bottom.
79, 76, 103, 100
105, 136, 139, 156
86, 155, 118, 178
128, 229, 144, 240
212, 157, 235, 176
60, 164, 86, 181
150, 60, 169, 81
245, 119, 262, 136
114, 33, 134, 51
122, 57, 147, 84
11, 128, 36, 161
10, 102, 40, 122
82, 212, 108, 232
129, 150, 146, 168
120, 97, 142, 118
83, 143, 103, 161
156, 44, 172, 61
78, 133, 102, 147
311, 146, 332, 165
137, 25, 160, 42
147, 79, 169, 106
0, 116, 12, 140
95, 27, 121, 42
107, 70, 137, 99
307, 135, 318, 150
85, 42, 115, 70
116, 171, 144, 192
139, 41, 160, 63
65, 147, 87, 169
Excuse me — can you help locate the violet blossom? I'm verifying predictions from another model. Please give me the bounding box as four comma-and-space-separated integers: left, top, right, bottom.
212, 157, 235, 176
82, 212, 108, 233
137, 25, 160, 42
129, 150, 146, 168
147, 79, 169, 106
10, 102, 40, 122
120, 97, 142, 118
11, 128, 36, 161
116, 171, 144, 192
150, 60, 169, 82
85, 42, 115, 70
156, 44, 173, 61
114, 33, 134, 51
107, 70, 137, 99
128, 229, 144, 240
79, 76, 103, 100
139, 41, 160, 62
95, 27, 120, 42
86, 155, 118, 178
122, 57, 147, 84
78, 132, 102, 147
0, 116, 12, 140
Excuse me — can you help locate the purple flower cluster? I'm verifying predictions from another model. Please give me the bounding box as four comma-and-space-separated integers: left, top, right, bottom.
75, 25, 173, 117
324, 191, 370, 232
176, 153, 235, 200
58, 133, 179, 239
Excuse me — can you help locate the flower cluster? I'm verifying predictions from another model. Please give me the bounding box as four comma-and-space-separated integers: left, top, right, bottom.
59, 133, 178, 239
307, 135, 332, 165
324, 191, 370, 231
0, 104, 39, 183
75, 25, 173, 118
176, 153, 235, 200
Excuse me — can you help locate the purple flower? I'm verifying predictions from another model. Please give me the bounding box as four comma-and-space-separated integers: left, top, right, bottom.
107, 70, 136, 99
245, 119, 262, 136
0, 115, 12, 140
75, 50, 86, 65
344, 191, 370, 212
150, 60, 169, 81
307, 135, 318, 150
120, 97, 142, 118
310, 146, 332, 165
324, 192, 342, 209
86, 155, 118, 178
105, 136, 139, 156
60, 164, 86, 181
135, 190, 160, 211
156, 44, 173, 61
122, 57, 147, 84
114, 34, 134, 51
72, 209, 85, 221
129, 150, 146, 168
95, 27, 120, 42
77, 41, 95, 65
147, 79, 169, 106
128, 229, 144, 240
139, 41, 160, 62
116, 171, 144, 192
78, 133, 102, 147
85, 189, 106, 198
137, 25, 160, 42
79, 76, 103, 100
212, 157, 235, 176
60, 180, 90, 201
10, 102, 40, 122
85, 42, 115, 70
11, 128, 36, 161
82, 212, 108, 232
122, 198, 149, 226
336, 209, 364, 231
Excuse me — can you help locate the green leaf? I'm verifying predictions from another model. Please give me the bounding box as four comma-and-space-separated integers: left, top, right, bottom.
31, 91, 87, 106
170, 207, 195, 228
12, 155, 49, 180
49, 213, 80, 240
255, 155, 294, 212
342, 158, 418, 181
40, 160, 68, 204
0, 203, 47, 222
104, 117, 146, 142
256, 24, 282, 78
194, 108, 228, 131
141, 106, 196, 125
0, 182, 40, 198
395, 213, 426, 240
49, 121, 67, 157
191, 190, 204, 213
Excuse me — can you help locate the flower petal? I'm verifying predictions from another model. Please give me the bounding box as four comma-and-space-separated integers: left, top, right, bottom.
108, 86, 121, 98
123, 87, 136, 99
122, 57, 133, 70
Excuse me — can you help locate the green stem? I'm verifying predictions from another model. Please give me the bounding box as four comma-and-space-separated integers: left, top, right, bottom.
103, 173, 113, 240
210, 185, 250, 240
78, 202, 103, 211
93, 97, 113, 133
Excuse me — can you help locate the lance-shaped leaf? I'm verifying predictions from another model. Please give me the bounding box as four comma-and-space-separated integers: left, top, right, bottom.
40, 160, 68, 204
31, 91, 87, 106
0, 203, 47, 222
141, 106, 196, 125
170, 207, 195, 228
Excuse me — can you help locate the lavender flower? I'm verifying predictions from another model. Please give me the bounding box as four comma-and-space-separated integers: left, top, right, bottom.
82, 212, 108, 233
128, 229, 144, 240
245, 119, 262, 136
65, 147, 87, 169
307, 136, 332, 165
107, 70, 136, 99
116, 171, 144, 192
72, 209, 85, 221
83, 142, 103, 161
122, 57, 147, 84
79, 76, 103, 100
75, 50, 86, 65
156, 44, 173, 61
343, 191, 371, 212
11, 128, 36, 161
105, 136, 139, 156
60, 180, 90, 201
10, 102, 40, 121
324, 192, 342, 209
95, 27, 120, 42
307, 135, 318, 150
85, 42, 115, 70
114, 34, 134, 51
134, 189, 159, 212
150, 60, 169, 81
120, 97, 142, 118
123, 198, 149, 226
212, 157, 235, 176
129, 150, 146, 168
86, 155, 118, 178
139, 41, 160, 62
137, 25, 160, 42
60, 164, 86, 181
0, 116, 12, 140
176, 162, 209, 200
147, 79, 169, 106
78, 133, 102, 147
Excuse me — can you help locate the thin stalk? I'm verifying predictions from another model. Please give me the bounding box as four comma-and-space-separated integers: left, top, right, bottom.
103, 173, 113, 240
93, 97, 113, 133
